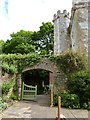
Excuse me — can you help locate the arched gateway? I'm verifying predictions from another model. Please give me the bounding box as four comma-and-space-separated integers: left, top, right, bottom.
16, 58, 65, 106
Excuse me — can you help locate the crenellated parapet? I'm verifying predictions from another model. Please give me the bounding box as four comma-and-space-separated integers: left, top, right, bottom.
53, 10, 69, 22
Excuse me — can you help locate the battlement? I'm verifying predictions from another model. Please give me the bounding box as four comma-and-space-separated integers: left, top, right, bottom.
53, 10, 69, 22
72, 0, 90, 6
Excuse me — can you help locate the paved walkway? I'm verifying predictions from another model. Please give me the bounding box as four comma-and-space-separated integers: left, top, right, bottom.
0, 95, 89, 120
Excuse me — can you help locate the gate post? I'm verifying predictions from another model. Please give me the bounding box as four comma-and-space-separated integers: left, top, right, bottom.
16, 73, 22, 100
49, 72, 54, 107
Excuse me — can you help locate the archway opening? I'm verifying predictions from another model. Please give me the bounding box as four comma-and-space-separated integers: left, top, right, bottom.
22, 69, 50, 95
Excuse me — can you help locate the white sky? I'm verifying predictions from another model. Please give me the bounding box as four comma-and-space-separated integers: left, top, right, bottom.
0, 0, 72, 40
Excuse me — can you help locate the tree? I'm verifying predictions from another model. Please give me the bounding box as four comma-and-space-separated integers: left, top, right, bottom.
29, 22, 54, 55
10, 30, 35, 45
3, 34, 36, 54
34, 22, 54, 55
3, 22, 54, 55
0, 40, 5, 54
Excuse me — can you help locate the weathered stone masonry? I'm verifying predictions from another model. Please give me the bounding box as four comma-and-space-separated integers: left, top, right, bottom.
53, 0, 90, 68
17, 58, 66, 106
71, 1, 88, 56
53, 10, 70, 54
16, 0, 90, 105
88, 1, 90, 70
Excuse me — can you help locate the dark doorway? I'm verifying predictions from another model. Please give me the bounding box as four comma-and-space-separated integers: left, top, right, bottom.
22, 69, 49, 95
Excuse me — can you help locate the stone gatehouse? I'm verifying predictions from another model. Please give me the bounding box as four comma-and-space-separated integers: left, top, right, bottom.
16, 58, 66, 106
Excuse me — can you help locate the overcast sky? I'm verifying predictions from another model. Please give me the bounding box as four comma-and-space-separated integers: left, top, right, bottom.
0, 0, 72, 40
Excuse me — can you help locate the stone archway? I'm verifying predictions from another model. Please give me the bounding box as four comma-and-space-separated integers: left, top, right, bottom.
17, 57, 65, 106
22, 69, 50, 95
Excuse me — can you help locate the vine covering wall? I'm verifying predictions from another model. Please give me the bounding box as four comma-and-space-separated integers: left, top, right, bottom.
0, 50, 87, 92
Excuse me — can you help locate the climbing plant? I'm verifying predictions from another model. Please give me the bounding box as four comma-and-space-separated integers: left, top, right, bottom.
1, 50, 89, 109
49, 50, 87, 76
0, 53, 42, 73
50, 50, 90, 109
0, 50, 87, 74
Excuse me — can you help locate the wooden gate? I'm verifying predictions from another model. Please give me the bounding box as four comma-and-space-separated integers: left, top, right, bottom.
22, 82, 37, 101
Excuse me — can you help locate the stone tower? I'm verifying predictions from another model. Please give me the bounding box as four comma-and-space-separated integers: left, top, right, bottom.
70, 0, 90, 69
53, 10, 70, 54
70, 0, 89, 56
72, 0, 90, 5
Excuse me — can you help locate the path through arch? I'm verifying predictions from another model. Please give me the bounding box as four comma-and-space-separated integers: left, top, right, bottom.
17, 58, 64, 106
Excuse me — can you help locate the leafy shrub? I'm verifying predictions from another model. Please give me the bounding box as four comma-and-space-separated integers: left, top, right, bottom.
54, 94, 58, 106
87, 104, 90, 110
67, 70, 90, 108
2, 82, 14, 95
1, 63, 17, 74
10, 93, 17, 100
9, 65, 17, 74
54, 92, 80, 109
0, 97, 8, 110
1, 63, 9, 73
60, 93, 80, 109
0, 102, 8, 110
0, 53, 41, 73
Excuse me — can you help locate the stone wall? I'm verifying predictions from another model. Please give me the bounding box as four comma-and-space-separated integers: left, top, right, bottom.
17, 58, 67, 105
88, 1, 90, 70
22, 58, 66, 93
70, 0, 90, 70
70, 1, 88, 56
72, 0, 90, 5
1, 73, 14, 83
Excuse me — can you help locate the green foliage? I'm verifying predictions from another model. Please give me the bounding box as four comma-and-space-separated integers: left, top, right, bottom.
10, 93, 17, 100
38, 22, 54, 54
67, 70, 90, 108
2, 82, 14, 95
0, 97, 8, 110
0, 40, 5, 47
11, 81, 18, 100
15, 43, 35, 54
54, 92, 80, 109
1, 63, 17, 74
9, 65, 17, 74
1, 62, 10, 73
50, 51, 89, 109
10, 30, 33, 43
0, 40, 5, 54
0, 50, 87, 75
3, 35, 36, 54
0, 53, 42, 73
50, 50, 87, 75
2, 22, 54, 55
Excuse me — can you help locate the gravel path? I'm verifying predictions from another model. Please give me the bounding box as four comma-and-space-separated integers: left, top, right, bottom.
0, 95, 89, 120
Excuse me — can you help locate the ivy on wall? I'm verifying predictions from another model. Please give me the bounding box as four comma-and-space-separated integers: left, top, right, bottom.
0, 50, 87, 75
49, 50, 87, 76
1, 51, 89, 109
0, 53, 42, 74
